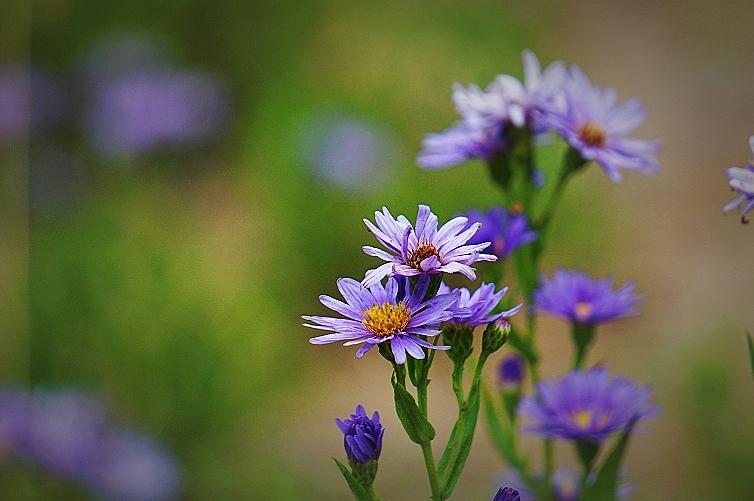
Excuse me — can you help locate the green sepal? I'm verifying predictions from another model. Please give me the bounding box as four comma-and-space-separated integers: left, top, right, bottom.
442, 324, 474, 366
481, 320, 509, 356
437, 383, 481, 498
575, 439, 600, 473
746, 332, 754, 384
572, 322, 596, 370
333, 458, 372, 501
580, 422, 635, 501
391, 378, 435, 445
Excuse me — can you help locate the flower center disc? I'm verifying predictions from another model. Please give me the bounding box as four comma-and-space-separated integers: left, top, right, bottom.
577, 123, 606, 148
574, 302, 594, 322
573, 410, 593, 429
362, 303, 411, 337
407, 243, 440, 270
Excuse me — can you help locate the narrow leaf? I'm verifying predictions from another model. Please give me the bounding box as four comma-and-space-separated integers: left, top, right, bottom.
392, 379, 435, 445
439, 384, 481, 498
481, 385, 521, 468
580, 423, 635, 501
333, 458, 372, 501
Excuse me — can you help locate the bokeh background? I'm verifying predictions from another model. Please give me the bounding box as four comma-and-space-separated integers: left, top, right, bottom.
1, 1, 754, 500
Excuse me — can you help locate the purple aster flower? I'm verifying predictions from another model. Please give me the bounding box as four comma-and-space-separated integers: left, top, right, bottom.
462, 207, 537, 260
535, 269, 640, 325
493, 487, 521, 501
722, 135, 754, 224
305, 275, 456, 364
547, 65, 661, 183
361, 205, 496, 287
518, 367, 660, 443
335, 405, 384, 464
438, 282, 522, 327
496, 469, 535, 501
417, 51, 565, 170
552, 468, 580, 501
499, 353, 526, 387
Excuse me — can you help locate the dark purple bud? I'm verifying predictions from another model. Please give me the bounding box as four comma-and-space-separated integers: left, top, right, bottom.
335, 404, 384, 464
493, 486, 521, 501
499, 353, 525, 387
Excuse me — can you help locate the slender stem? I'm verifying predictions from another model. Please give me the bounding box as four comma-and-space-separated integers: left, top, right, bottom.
365, 484, 383, 501
544, 438, 554, 487
418, 376, 429, 417
451, 364, 465, 409
421, 441, 442, 501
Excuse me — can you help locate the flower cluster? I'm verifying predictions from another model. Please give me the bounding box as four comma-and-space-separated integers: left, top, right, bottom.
418, 50, 661, 184
0, 387, 181, 501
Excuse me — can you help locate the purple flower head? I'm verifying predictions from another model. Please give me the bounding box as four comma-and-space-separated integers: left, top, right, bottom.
439, 282, 522, 328
95, 429, 181, 501
335, 405, 384, 464
496, 469, 535, 501
417, 51, 564, 170
361, 205, 496, 287
722, 135, 754, 224
547, 65, 661, 183
518, 367, 660, 443
535, 269, 640, 325
493, 487, 521, 501
305, 275, 456, 364
462, 207, 537, 260
86, 69, 231, 160
498, 467, 633, 501
499, 353, 526, 387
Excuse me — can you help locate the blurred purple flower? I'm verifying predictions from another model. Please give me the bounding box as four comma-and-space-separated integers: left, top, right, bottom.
417, 50, 565, 169
298, 114, 399, 190
551, 468, 580, 501
335, 405, 384, 464
498, 353, 526, 387
86, 70, 231, 160
0, 65, 71, 144
722, 135, 754, 224
518, 367, 660, 443
0, 388, 181, 501
305, 275, 455, 364
462, 207, 537, 260
534, 269, 640, 325
497, 467, 634, 501
496, 469, 535, 501
547, 65, 661, 183
361, 205, 497, 287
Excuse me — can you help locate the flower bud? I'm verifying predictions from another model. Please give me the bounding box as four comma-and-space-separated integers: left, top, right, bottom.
482, 317, 511, 356
493, 486, 521, 501
442, 323, 474, 365
335, 405, 384, 488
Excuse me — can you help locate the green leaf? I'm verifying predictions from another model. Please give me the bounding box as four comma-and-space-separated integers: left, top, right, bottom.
746, 332, 754, 384
580, 423, 635, 501
333, 458, 372, 501
392, 379, 435, 445
437, 384, 481, 498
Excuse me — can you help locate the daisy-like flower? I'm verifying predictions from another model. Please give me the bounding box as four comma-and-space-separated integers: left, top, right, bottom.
722, 135, 754, 224
547, 65, 661, 183
305, 275, 457, 364
417, 50, 565, 170
362, 205, 496, 288
462, 207, 537, 260
518, 367, 660, 443
535, 269, 640, 325
439, 282, 522, 328
335, 404, 384, 464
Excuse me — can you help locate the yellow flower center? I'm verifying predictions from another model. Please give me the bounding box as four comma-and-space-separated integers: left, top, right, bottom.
573, 410, 593, 429
362, 303, 411, 337
574, 302, 593, 322
578, 122, 606, 148
407, 242, 440, 270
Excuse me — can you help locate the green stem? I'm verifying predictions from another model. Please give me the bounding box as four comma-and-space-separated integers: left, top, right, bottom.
365, 484, 382, 501
451, 364, 465, 409
418, 375, 429, 417
421, 441, 442, 501
544, 438, 554, 488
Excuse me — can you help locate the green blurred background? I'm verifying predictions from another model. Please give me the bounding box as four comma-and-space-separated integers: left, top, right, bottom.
1, 1, 754, 499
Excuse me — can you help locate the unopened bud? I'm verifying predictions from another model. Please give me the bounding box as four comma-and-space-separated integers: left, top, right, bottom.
482, 317, 510, 355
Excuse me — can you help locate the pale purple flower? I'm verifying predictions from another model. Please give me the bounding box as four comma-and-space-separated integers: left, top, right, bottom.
551, 468, 580, 501
498, 467, 633, 501
362, 205, 496, 287
417, 50, 565, 170
722, 135, 754, 224
547, 65, 661, 183
305, 275, 456, 364
519, 367, 660, 443
438, 282, 521, 327
535, 269, 640, 325
335, 405, 384, 464
462, 207, 537, 260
